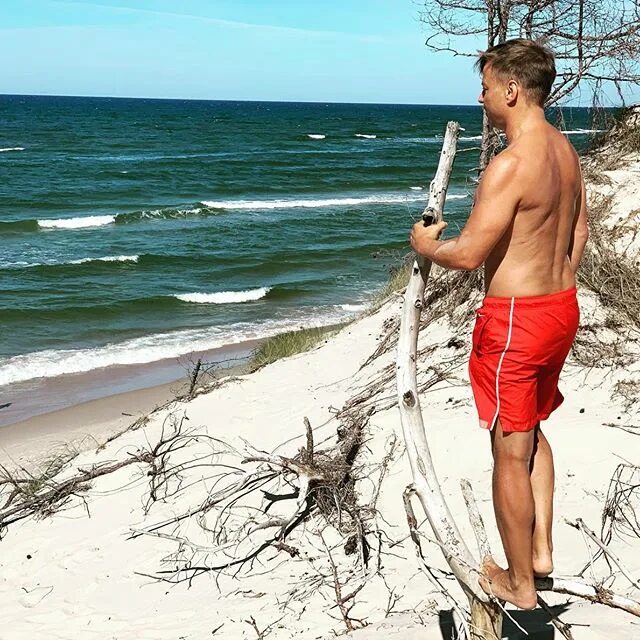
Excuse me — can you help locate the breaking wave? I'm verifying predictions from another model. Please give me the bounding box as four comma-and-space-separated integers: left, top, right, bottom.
174, 287, 271, 304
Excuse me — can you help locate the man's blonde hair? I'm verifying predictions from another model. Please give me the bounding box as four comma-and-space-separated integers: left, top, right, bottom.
475, 38, 556, 106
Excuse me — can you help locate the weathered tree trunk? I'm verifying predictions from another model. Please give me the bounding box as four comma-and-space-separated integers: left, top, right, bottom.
536, 577, 640, 617
396, 121, 503, 639
479, 111, 495, 175
478, 1, 505, 176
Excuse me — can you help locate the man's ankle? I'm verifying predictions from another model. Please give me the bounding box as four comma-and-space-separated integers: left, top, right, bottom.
508, 569, 535, 590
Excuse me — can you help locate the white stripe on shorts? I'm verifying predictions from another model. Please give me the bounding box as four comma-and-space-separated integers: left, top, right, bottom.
490, 297, 516, 431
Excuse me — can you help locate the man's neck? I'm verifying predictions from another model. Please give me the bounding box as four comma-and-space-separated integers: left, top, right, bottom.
504, 107, 547, 144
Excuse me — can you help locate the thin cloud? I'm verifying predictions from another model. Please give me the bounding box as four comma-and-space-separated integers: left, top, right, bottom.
49, 0, 389, 43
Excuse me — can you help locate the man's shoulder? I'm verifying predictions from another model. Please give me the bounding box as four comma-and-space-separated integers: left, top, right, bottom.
488, 148, 521, 170
482, 150, 522, 187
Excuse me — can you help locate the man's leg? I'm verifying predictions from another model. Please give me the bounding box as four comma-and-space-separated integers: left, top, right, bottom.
480, 418, 538, 609
529, 425, 554, 576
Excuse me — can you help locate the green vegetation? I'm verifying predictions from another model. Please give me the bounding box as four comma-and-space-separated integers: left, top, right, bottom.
23, 449, 76, 496
248, 322, 349, 371
368, 254, 413, 311
248, 253, 415, 371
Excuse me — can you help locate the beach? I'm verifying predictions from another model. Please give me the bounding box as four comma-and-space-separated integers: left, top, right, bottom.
0, 275, 638, 639
0, 337, 260, 471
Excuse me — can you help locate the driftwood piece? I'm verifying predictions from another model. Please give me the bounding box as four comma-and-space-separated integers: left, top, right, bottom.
396, 121, 502, 639
461, 479, 504, 639
396, 121, 480, 594
565, 517, 640, 589
461, 478, 492, 562
535, 576, 640, 617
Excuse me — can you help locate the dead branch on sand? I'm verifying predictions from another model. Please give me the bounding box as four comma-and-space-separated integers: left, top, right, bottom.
130, 408, 377, 585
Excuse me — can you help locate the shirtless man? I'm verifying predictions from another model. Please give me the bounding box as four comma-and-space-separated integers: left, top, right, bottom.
409, 39, 589, 610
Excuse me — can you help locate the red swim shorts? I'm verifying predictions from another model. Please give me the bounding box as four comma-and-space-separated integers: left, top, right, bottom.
469, 287, 579, 433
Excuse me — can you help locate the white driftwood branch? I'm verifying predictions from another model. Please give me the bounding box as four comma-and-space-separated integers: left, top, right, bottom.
565, 517, 640, 590
461, 478, 492, 562
243, 453, 322, 537
461, 479, 504, 638
536, 595, 575, 640
396, 121, 492, 618
403, 486, 472, 639
536, 576, 640, 617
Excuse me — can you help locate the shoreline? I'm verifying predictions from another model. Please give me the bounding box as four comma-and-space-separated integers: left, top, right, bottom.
0, 338, 261, 470
0, 317, 357, 470
0, 336, 261, 429
0, 303, 368, 430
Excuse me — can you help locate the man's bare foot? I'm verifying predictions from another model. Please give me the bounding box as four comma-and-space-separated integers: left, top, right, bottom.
479, 556, 538, 610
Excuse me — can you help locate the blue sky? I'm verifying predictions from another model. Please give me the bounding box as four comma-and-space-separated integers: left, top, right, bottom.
0, 0, 482, 103
1, 1, 634, 104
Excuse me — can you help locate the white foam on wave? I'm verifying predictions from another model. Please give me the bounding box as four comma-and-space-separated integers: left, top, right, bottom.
340, 303, 367, 312
0, 147, 25, 152
459, 130, 601, 140
447, 194, 468, 200
69, 255, 139, 265
409, 186, 423, 191
404, 136, 441, 144
355, 134, 377, 139
0, 306, 358, 386
2, 255, 139, 269
562, 129, 605, 135
138, 207, 203, 220
175, 287, 270, 304
38, 215, 116, 230
200, 192, 466, 211
307, 134, 326, 139
455, 130, 603, 141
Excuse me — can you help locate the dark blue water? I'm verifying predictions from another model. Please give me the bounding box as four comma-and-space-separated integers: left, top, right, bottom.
0, 96, 598, 386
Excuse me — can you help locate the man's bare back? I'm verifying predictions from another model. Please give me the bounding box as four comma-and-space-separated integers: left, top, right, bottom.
486, 123, 582, 297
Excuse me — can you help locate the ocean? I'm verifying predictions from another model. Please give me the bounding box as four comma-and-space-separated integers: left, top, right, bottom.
0, 96, 599, 412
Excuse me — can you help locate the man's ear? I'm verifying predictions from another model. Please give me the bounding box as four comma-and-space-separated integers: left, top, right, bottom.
505, 80, 519, 105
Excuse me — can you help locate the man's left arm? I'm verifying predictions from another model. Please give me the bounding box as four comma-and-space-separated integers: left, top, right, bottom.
410, 154, 521, 270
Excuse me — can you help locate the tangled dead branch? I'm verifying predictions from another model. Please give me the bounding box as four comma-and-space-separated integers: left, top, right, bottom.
0, 452, 152, 536
361, 267, 482, 370
130, 406, 377, 585
613, 380, 640, 413
602, 463, 640, 544
0, 410, 198, 537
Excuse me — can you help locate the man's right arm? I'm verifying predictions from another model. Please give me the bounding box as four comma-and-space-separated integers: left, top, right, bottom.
568, 173, 589, 273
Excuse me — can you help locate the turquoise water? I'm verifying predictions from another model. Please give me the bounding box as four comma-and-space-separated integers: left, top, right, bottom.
0, 96, 598, 387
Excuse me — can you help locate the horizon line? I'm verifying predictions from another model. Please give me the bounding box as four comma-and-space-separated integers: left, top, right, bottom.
0, 92, 603, 109
0, 92, 480, 107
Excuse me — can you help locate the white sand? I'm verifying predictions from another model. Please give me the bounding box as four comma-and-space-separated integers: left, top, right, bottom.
0, 380, 180, 472
1, 160, 639, 639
